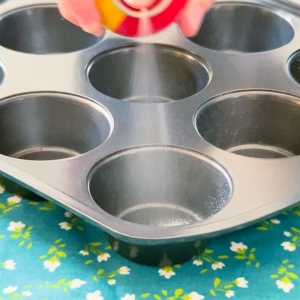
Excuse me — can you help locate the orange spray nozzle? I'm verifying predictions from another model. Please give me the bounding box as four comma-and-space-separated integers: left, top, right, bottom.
94, 0, 188, 37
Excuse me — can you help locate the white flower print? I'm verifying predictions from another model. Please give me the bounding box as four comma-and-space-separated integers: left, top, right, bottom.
118, 266, 130, 275
70, 279, 86, 289
121, 294, 136, 300
276, 280, 294, 293
225, 290, 234, 298
235, 277, 248, 288
270, 219, 280, 224
43, 260, 61, 272
64, 211, 72, 218
79, 250, 89, 256
159, 254, 172, 268
7, 221, 25, 231
113, 241, 119, 251
284, 231, 292, 237
158, 268, 175, 279
212, 262, 225, 270
59, 222, 71, 230
7, 196, 22, 204
3, 260, 16, 270
108, 279, 116, 285
22, 291, 33, 297
3, 286, 18, 294
0, 184, 4, 193
230, 242, 248, 252
193, 259, 203, 266
86, 290, 104, 300
130, 246, 138, 258
97, 253, 110, 262
281, 242, 296, 252
189, 292, 205, 300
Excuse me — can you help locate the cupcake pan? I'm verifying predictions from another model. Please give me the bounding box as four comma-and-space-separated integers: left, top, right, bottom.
0, 0, 300, 266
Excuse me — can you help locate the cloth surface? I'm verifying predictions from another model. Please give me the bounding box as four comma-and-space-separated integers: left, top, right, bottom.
0, 187, 299, 300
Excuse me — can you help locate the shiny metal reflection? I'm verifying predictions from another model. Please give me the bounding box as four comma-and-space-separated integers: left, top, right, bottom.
0, 93, 112, 160
89, 146, 232, 226
106, 234, 208, 266
0, 6, 101, 54
189, 3, 294, 53
196, 91, 300, 158
289, 50, 300, 85
0, 65, 3, 85
88, 45, 211, 102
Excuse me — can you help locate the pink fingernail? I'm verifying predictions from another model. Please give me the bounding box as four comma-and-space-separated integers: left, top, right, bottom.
77, 19, 104, 37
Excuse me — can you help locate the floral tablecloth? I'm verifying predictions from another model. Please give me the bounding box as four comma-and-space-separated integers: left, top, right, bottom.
0, 185, 299, 300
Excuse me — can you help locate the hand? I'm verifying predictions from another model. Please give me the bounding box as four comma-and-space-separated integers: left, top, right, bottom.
177, 0, 216, 36
57, 0, 215, 37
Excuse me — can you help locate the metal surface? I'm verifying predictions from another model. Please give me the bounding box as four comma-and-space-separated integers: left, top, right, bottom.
88, 44, 211, 102
189, 2, 295, 52
0, 93, 112, 159
88, 147, 232, 226
195, 91, 300, 158
0, 5, 101, 54
0, 0, 300, 265
106, 234, 208, 266
289, 50, 300, 85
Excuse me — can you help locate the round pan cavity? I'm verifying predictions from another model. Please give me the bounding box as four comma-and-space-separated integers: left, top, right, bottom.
195, 91, 300, 158
89, 147, 232, 226
0, 6, 101, 54
288, 50, 300, 85
0, 93, 112, 160
88, 44, 211, 103
0, 65, 3, 85
188, 3, 294, 53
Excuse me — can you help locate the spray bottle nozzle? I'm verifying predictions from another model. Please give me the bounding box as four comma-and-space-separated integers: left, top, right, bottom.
95, 0, 188, 37
115, 0, 173, 18
122, 0, 159, 10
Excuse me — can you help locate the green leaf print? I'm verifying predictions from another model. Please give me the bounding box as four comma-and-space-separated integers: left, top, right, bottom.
140, 289, 204, 300
92, 266, 130, 284
0, 286, 34, 299
271, 260, 298, 293
214, 278, 221, 287
292, 205, 300, 216
79, 241, 111, 264
36, 278, 86, 292
193, 248, 228, 273
0, 195, 22, 217
174, 289, 183, 296
257, 218, 281, 231
8, 222, 33, 249
233, 247, 260, 267
141, 294, 150, 298
38, 201, 56, 211
281, 227, 300, 251
210, 277, 248, 297
39, 240, 67, 272
59, 211, 85, 231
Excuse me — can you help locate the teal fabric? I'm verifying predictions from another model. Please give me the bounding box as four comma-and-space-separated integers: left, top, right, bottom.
0, 187, 299, 300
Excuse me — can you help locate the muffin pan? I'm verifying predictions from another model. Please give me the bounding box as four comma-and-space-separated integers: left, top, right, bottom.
0, 0, 300, 265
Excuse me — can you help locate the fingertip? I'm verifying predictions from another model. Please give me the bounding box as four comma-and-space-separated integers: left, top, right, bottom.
76, 18, 104, 36
178, 10, 205, 37
57, 0, 79, 26
57, 0, 103, 36
177, 0, 215, 37
90, 26, 105, 37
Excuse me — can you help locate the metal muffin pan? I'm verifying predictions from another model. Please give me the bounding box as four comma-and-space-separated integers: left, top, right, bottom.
0, 0, 300, 266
